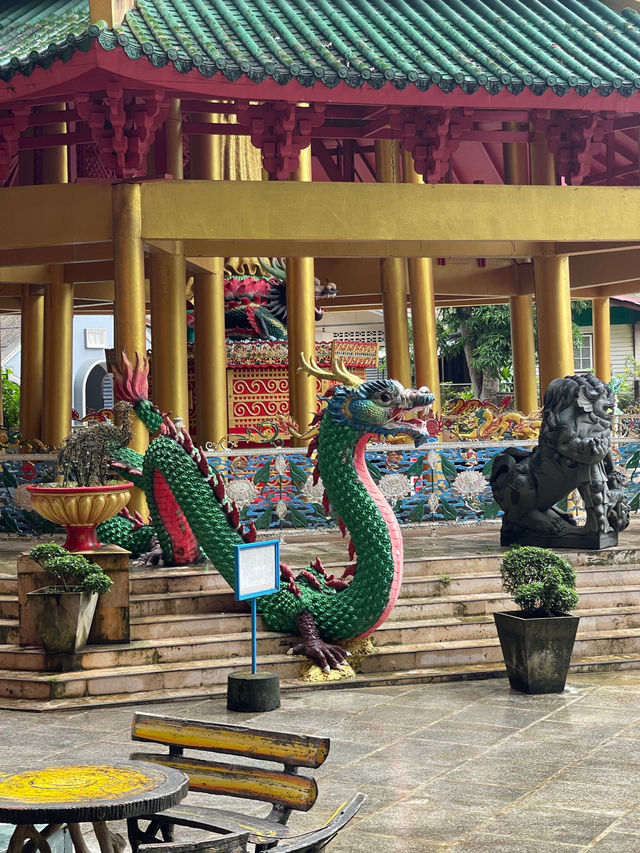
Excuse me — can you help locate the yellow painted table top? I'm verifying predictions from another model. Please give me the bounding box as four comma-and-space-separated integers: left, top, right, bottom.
0, 761, 188, 824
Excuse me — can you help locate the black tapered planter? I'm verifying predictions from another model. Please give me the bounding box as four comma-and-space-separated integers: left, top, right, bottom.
494, 610, 579, 694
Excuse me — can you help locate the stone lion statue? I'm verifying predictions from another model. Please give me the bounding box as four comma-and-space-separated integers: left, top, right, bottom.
490, 374, 629, 548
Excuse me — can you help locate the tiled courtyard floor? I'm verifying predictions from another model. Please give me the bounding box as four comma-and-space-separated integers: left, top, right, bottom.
3, 672, 640, 851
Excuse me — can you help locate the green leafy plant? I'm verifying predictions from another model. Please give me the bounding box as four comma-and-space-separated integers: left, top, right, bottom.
29, 543, 113, 595
2, 369, 19, 429
500, 545, 579, 616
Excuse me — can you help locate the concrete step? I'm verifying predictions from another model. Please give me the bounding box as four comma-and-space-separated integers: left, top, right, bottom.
5, 621, 640, 701
0, 619, 18, 645
0, 596, 18, 620
0, 626, 293, 672
0, 651, 303, 700
363, 627, 640, 673
130, 588, 242, 618
290, 546, 640, 578
378, 606, 640, 646
390, 585, 640, 620
4, 652, 640, 711
130, 567, 228, 595
0, 575, 17, 596
131, 611, 251, 641
7, 603, 640, 673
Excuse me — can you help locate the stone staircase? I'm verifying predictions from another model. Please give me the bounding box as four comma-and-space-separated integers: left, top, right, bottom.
1, 545, 640, 707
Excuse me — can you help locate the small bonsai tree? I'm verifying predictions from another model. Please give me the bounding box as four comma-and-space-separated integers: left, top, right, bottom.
57, 402, 132, 486
29, 543, 113, 595
500, 545, 579, 616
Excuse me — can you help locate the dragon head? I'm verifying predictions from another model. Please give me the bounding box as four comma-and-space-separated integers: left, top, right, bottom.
326, 378, 434, 446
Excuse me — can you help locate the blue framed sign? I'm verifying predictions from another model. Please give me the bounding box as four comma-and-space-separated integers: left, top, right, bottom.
234, 540, 280, 601
234, 540, 280, 674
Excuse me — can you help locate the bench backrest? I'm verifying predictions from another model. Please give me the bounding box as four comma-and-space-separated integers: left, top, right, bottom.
130, 712, 330, 813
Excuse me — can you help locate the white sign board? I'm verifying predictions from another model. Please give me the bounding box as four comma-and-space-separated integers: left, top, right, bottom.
234, 540, 280, 601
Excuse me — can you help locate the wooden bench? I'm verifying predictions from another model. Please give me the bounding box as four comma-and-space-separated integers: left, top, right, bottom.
128, 712, 365, 853
140, 835, 249, 853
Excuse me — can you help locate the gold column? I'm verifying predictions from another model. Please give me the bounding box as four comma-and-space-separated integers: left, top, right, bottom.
402, 150, 440, 410
509, 295, 538, 413
593, 296, 611, 383
191, 112, 228, 446
20, 285, 44, 441
193, 264, 227, 446
149, 98, 188, 424
534, 255, 574, 397
42, 266, 73, 448
166, 99, 183, 180
112, 181, 148, 512
529, 112, 556, 187
504, 124, 538, 413
149, 251, 189, 425
287, 146, 316, 443
41, 103, 68, 185
376, 140, 411, 386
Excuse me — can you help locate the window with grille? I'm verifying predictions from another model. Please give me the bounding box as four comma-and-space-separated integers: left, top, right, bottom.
574, 333, 593, 372
330, 329, 385, 344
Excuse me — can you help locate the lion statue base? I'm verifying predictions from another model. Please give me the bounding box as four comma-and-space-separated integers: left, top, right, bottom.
490, 374, 629, 551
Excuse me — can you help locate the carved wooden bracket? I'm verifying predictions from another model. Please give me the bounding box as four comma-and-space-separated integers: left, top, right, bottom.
0, 104, 31, 183
389, 108, 473, 183
235, 101, 326, 180
75, 84, 171, 178
532, 110, 615, 185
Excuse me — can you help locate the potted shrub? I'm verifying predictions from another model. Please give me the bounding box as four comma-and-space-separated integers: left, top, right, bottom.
26, 543, 113, 653
494, 545, 580, 694
26, 404, 134, 551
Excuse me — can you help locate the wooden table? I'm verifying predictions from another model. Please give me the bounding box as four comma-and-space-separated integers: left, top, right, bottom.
0, 761, 188, 853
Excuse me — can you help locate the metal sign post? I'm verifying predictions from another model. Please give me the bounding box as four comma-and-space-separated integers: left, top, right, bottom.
228, 540, 281, 711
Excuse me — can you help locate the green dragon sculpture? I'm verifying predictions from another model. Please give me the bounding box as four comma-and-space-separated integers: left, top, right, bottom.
102, 350, 434, 671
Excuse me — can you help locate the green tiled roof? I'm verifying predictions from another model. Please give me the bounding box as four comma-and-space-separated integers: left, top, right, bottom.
4, 0, 640, 96
0, 1, 93, 80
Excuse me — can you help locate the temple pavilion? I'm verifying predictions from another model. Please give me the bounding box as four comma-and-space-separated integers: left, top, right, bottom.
2, 0, 640, 466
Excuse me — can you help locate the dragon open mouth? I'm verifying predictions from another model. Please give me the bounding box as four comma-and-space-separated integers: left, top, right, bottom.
389, 396, 435, 445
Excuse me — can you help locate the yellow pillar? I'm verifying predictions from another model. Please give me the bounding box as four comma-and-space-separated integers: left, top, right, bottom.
534, 255, 574, 397
149, 252, 189, 425
503, 126, 538, 413
376, 140, 411, 387
402, 150, 440, 410
20, 285, 44, 441
166, 99, 183, 180
593, 297, 611, 383
287, 147, 316, 443
41, 104, 68, 185
193, 264, 227, 446
509, 295, 538, 413
42, 267, 73, 448
380, 258, 411, 386
190, 111, 228, 446
112, 182, 148, 513
529, 112, 556, 187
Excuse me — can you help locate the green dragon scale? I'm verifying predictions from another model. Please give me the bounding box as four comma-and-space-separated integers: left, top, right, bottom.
101, 352, 433, 671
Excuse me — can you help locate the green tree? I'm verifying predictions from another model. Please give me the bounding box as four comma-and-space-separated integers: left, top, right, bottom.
436, 303, 588, 400
2, 369, 20, 429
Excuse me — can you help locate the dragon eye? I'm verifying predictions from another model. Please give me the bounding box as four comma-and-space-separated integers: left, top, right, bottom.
378, 392, 392, 404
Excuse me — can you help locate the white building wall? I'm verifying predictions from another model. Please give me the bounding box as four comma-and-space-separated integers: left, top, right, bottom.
578, 323, 636, 377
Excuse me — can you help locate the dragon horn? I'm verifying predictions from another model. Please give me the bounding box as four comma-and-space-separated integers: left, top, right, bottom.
258, 257, 287, 280
298, 341, 362, 388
